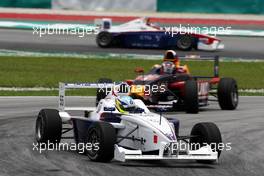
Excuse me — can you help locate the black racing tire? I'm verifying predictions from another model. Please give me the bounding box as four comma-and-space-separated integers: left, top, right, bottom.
35, 109, 62, 144
176, 34, 193, 51
96, 78, 113, 106
184, 80, 199, 114
85, 122, 116, 162
217, 78, 239, 110
190, 122, 222, 164
96, 31, 113, 48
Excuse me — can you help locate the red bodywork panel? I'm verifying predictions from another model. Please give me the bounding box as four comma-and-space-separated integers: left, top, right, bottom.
210, 77, 220, 84
126, 79, 134, 86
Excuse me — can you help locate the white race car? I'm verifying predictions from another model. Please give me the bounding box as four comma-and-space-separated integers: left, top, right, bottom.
35, 82, 222, 163
95, 17, 224, 51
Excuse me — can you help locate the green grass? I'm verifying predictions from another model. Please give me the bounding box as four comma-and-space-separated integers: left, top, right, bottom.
0, 90, 58, 96
0, 56, 156, 87
0, 56, 263, 96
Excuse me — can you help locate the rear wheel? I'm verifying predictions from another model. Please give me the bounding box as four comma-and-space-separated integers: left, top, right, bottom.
85, 122, 116, 162
96, 31, 113, 48
217, 78, 238, 110
96, 78, 113, 106
190, 122, 222, 164
184, 80, 199, 113
176, 34, 193, 51
35, 109, 62, 144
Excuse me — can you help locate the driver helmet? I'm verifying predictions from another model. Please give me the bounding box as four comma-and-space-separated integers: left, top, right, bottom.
115, 95, 136, 113
161, 61, 176, 74
163, 50, 180, 67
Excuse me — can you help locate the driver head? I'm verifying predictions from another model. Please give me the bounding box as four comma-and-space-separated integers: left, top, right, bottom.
115, 95, 136, 113
163, 50, 180, 66
161, 61, 176, 74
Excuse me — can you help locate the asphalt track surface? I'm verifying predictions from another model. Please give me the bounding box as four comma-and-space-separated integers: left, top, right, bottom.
0, 29, 264, 59
0, 96, 263, 176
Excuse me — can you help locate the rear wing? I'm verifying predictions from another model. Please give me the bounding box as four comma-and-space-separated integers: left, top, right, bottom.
59, 82, 116, 111
179, 55, 219, 78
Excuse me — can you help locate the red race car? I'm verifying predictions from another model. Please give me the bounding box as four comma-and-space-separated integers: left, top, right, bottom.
124, 50, 238, 113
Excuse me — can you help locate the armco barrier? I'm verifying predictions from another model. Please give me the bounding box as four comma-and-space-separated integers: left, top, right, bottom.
0, 0, 51, 8
157, 0, 264, 14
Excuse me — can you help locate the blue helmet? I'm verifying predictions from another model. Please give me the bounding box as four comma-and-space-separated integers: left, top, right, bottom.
116, 96, 135, 112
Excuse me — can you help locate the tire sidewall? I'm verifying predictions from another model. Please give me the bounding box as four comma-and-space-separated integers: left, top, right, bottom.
190, 122, 222, 158
85, 122, 116, 162
35, 113, 45, 142
176, 34, 193, 51
35, 109, 62, 144
96, 32, 113, 47
86, 124, 102, 160
218, 78, 239, 110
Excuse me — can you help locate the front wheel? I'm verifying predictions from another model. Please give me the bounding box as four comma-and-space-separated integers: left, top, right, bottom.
217, 78, 238, 110
35, 109, 62, 144
85, 122, 116, 162
190, 122, 222, 164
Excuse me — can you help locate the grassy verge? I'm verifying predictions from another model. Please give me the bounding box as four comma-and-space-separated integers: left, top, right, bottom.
0, 56, 263, 96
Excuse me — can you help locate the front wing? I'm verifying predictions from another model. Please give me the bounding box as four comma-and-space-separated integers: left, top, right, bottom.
114, 142, 218, 162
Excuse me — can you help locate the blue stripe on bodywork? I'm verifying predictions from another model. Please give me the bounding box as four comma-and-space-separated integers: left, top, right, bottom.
111, 31, 182, 49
